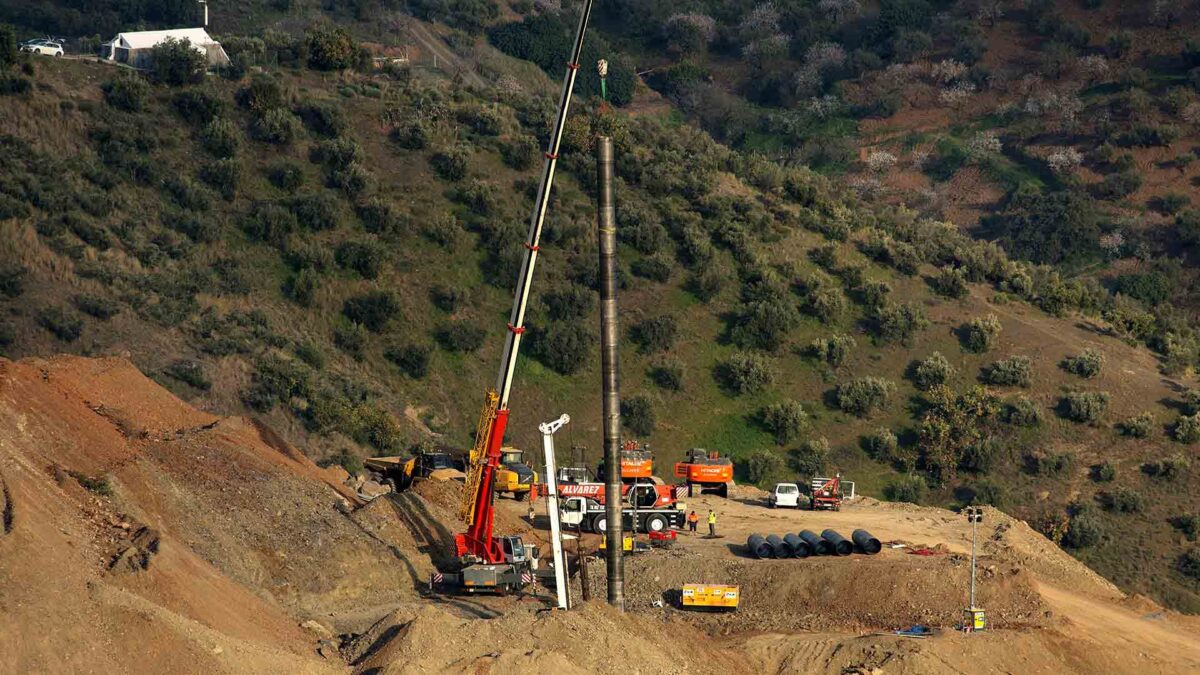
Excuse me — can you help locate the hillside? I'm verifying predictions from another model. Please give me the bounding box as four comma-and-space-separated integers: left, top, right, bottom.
2, 354, 1198, 673
0, 4, 1197, 613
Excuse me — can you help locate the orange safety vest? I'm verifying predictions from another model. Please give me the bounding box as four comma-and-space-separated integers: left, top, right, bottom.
687, 512, 698, 523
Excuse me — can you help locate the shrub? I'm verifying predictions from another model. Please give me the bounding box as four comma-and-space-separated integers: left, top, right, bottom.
237, 75, 284, 112
810, 334, 856, 368
1061, 348, 1104, 378
931, 266, 969, 298
629, 315, 677, 354
790, 437, 829, 476
835, 377, 895, 417
1117, 412, 1154, 438
719, 351, 775, 395
342, 290, 399, 332
1176, 515, 1199, 541
1093, 460, 1116, 482
151, 37, 207, 86
164, 359, 212, 390
38, 306, 83, 342
872, 302, 928, 344
910, 352, 955, 391
431, 145, 470, 181
981, 356, 1032, 387
289, 192, 341, 231
320, 448, 364, 477
1174, 413, 1200, 443
384, 343, 432, 378
297, 101, 348, 137
173, 88, 225, 126
252, 109, 303, 145
761, 400, 808, 446
306, 25, 357, 70
335, 240, 385, 279
1005, 397, 1042, 426
198, 158, 241, 200
429, 284, 467, 312
1146, 454, 1190, 480
1106, 487, 1143, 514
622, 395, 656, 437
268, 162, 304, 192
884, 476, 926, 504
530, 322, 592, 375
968, 480, 1005, 507
1032, 451, 1075, 477
294, 341, 325, 368
960, 315, 1001, 353
243, 354, 312, 410
70, 472, 114, 497
1180, 548, 1200, 581
358, 199, 403, 235
648, 358, 684, 391
434, 320, 485, 352
0, 263, 24, 298
333, 322, 367, 360
543, 285, 593, 321
1063, 513, 1104, 548
960, 437, 1003, 474
501, 135, 538, 170
687, 268, 724, 301
1089, 171, 1142, 200
1059, 392, 1109, 423
390, 120, 429, 149
284, 268, 318, 306
630, 256, 672, 282
102, 77, 150, 111
72, 294, 120, 320
747, 450, 784, 484
859, 280, 891, 309
862, 427, 898, 459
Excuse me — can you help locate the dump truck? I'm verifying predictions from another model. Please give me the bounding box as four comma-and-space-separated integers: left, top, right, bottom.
365, 446, 462, 491
674, 448, 734, 497
493, 446, 537, 500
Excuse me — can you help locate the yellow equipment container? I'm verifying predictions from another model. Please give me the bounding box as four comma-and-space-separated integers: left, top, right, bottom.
681, 584, 739, 610
964, 608, 987, 631
600, 535, 634, 551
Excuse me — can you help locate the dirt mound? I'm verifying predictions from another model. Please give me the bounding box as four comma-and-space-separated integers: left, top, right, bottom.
577, 546, 1045, 634
349, 601, 743, 674
0, 355, 455, 671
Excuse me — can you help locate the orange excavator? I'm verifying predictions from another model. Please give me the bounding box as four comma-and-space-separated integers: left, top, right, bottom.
674, 448, 734, 497
430, 1, 594, 594
596, 440, 654, 482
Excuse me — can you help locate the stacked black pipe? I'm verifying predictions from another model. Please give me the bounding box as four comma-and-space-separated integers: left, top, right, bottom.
745, 529, 883, 558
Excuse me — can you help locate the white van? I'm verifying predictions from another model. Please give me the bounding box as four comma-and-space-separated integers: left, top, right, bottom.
768, 482, 802, 508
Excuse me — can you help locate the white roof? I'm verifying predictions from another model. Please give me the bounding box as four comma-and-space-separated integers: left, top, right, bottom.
110, 28, 216, 50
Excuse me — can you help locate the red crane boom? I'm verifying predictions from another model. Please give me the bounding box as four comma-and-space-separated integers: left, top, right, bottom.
454, 0, 595, 565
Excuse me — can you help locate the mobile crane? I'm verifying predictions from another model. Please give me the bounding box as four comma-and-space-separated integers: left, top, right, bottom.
430, 0, 594, 594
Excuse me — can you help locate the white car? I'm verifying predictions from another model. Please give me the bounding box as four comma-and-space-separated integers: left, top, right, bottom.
20, 40, 64, 57
768, 482, 802, 508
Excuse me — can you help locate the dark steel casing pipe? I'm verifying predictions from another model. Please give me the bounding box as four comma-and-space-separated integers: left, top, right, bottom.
821, 529, 853, 556
852, 529, 882, 554
747, 534, 773, 559
766, 534, 794, 558
784, 533, 811, 558
799, 530, 833, 556
597, 136, 624, 609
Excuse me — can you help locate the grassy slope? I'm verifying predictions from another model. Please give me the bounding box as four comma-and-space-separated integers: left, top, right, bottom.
0, 40, 1196, 610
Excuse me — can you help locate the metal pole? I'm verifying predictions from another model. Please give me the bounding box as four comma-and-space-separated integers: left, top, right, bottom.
597, 135, 624, 611
970, 514, 977, 609
539, 414, 571, 610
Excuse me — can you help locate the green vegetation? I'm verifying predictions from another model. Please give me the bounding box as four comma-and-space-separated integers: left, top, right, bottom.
760, 400, 808, 446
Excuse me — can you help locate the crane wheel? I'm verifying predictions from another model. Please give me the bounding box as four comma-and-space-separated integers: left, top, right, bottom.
591, 515, 607, 534
644, 514, 667, 533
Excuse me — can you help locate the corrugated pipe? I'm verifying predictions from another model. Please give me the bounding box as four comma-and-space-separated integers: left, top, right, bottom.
746, 534, 773, 559
783, 533, 811, 558
766, 534, 794, 558
799, 530, 833, 556
821, 529, 853, 556
852, 529, 882, 554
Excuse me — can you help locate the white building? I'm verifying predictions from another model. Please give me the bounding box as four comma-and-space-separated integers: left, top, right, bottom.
103, 28, 230, 70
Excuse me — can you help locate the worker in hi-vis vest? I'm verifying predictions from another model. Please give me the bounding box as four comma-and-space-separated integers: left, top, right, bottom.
707, 510, 717, 537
